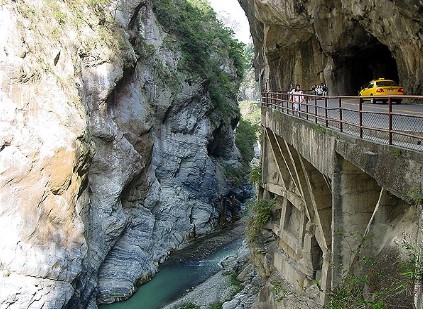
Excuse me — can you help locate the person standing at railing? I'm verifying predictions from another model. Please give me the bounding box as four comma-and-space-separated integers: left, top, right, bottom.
289, 84, 305, 113
315, 84, 323, 96
321, 83, 328, 96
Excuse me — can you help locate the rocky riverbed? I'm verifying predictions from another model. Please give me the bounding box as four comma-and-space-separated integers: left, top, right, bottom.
162, 222, 262, 309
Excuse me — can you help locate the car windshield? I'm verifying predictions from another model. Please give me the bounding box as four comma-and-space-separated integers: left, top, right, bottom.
376, 80, 397, 87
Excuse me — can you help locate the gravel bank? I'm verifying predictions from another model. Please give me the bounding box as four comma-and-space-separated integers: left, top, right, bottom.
163, 239, 262, 309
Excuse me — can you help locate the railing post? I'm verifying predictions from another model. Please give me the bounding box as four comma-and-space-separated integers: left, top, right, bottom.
272, 92, 278, 109
278, 92, 282, 111
314, 96, 318, 124
339, 97, 343, 132
388, 97, 393, 145
269, 92, 273, 108
306, 95, 309, 120
325, 97, 328, 127
291, 93, 294, 116
276, 92, 279, 110
298, 96, 302, 118
359, 97, 363, 139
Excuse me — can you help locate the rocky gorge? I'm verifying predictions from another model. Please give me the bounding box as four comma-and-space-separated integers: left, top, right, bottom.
2, 0, 423, 308
0, 1, 250, 308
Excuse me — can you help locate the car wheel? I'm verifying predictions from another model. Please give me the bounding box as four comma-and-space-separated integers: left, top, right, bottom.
395, 99, 402, 104
370, 97, 376, 104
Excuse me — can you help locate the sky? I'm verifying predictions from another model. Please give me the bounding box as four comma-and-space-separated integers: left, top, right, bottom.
208, 0, 251, 43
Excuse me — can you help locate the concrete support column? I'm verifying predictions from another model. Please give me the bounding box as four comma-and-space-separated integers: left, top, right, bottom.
332, 154, 344, 288
331, 155, 380, 287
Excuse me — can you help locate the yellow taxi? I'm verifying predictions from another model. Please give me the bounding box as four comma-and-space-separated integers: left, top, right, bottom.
359, 78, 405, 104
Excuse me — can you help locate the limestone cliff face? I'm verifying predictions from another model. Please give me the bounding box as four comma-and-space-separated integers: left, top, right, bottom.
240, 0, 423, 95
0, 1, 242, 308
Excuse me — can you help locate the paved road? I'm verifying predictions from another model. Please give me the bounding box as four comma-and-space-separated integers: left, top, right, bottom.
301, 97, 423, 132
339, 98, 423, 117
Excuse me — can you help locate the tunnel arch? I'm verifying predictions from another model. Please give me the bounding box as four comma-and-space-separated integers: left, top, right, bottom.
332, 36, 399, 95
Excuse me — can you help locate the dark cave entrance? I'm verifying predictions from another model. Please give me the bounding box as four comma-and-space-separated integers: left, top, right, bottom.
334, 37, 399, 95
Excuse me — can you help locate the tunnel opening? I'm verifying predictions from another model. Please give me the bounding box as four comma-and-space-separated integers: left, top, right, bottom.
333, 37, 399, 95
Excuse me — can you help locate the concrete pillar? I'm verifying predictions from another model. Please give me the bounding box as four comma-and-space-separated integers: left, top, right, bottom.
332, 154, 381, 287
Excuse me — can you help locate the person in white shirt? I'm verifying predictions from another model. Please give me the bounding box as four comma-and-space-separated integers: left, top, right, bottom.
289, 84, 304, 113
315, 85, 323, 96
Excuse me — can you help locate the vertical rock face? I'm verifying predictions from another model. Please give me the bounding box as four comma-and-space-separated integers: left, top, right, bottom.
241, 0, 423, 95
0, 2, 92, 307
0, 1, 243, 308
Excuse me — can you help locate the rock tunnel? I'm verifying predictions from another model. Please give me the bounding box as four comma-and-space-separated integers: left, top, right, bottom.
333, 36, 399, 95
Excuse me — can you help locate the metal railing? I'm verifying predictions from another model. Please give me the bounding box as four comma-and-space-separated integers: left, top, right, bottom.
261, 92, 423, 152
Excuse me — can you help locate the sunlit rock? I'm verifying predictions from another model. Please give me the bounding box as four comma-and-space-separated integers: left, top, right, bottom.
0, 1, 243, 308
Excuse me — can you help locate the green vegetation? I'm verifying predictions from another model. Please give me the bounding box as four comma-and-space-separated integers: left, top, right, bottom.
207, 302, 223, 309
239, 43, 261, 101
325, 233, 417, 309
407, 188, 423, 205
239, 101, 261, 125
271, 280, 296, 303
86, 0, 111, 5
315, 124, 326, 134
53, 9, 67, 25
235, 100, 261, 180
246, 199, 275, 243
236, 119, 257, 166
175, 302, 200, 309
220, 103, 260, 186
271, 280, 285, 302
154, 0, 246, 123
228, 271, 243, 293
243, 43, 255, 72
327, 263, 384, 309
391, 148, 402, 157
221, 164, 246, 186
155, 0, 245, 79
249, 164, 261, 185
400, 236, 423, 282
262, 234, 416, 309
16, 0, 131, 71
270, 278, 324, 307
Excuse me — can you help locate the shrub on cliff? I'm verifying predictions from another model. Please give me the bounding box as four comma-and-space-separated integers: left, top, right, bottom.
153, 0, 246, 123
246, 199, 275, 243
236, 119, 257, 167
237, 100, 261, 177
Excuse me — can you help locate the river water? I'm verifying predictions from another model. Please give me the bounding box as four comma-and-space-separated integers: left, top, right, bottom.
100, 224, 244, 309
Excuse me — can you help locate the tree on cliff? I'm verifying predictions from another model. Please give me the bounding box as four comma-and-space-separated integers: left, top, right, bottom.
153, 0, 246, 124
